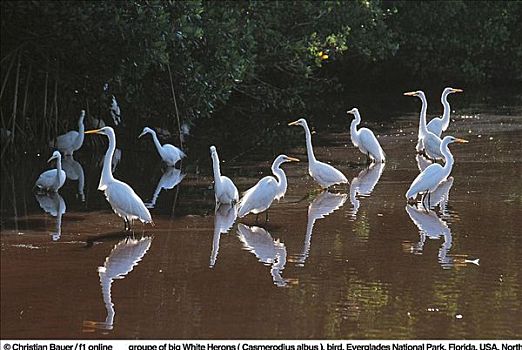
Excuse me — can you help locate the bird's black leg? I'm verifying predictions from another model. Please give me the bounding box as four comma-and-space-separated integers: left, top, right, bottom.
255, 214, 259, 224
422, 192, 428, 212
428, 191, 431, 208
265, 210, 269, 222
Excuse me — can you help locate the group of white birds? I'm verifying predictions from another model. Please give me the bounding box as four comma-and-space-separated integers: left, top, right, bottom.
35, 86, 467, 231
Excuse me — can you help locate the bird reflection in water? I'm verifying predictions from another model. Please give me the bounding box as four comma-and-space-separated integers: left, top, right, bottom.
62, 155, 86, 202
237, 224, 288, 287
349, 162, 384, 218
145, 167, 185, 209
83, 236, 152, 332
35, 193, 66, 241
210, 204, 237, 268
404, 180, 478, 269
295, 191, 347, 267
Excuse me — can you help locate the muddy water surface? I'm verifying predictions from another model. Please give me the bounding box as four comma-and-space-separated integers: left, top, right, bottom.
1, 102, 521, 339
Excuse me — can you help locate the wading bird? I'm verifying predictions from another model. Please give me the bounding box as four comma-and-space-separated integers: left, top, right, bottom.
85, 127, 153, 231
210, 145, 239, 206
427, 87, 463, 137
288, 118, 348, 188
404, 91, 444, 161
51, 110, 85, 156
347, 108, 386, 163
138, 127, 185, 167
406, 135, 468, 208
35, 151, 66, 192
237, 154, 299, 220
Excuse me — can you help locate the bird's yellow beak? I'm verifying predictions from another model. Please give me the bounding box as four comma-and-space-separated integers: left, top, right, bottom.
47, 155, 56, 163
403, 91, 417, 96
288, 120, 299, 126
453, 88, 464, 93
455, 138, 468, 143
84, 129, 101, 134
287, 156, 300, 162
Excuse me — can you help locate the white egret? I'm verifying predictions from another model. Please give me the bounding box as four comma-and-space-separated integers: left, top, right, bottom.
426, 87, 463, 137
288, 118, 348, 188
237, 154, 299, 219
138, 127, 186, 167
85, 127, 153, 231
210, 145, 239, 206
347, 108, 386, 163
35, 151, 66, 192
405, 136, 468, 207
51, 110, 85, 156
404, 90, 444, 160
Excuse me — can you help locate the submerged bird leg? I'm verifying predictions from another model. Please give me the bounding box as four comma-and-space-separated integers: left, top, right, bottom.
265, 210, 269, 222
255, 214, 259, 224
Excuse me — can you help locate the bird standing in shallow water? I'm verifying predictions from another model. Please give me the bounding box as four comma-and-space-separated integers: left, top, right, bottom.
210, 145, 239, 206
139, 127, 185, 167
35, 151, 66, 193
85, 127, 153, 231
347, 108, 386, 163
237, 154, 299, 220
404, 90, 444, 161
406, 135, 467, 209
51, 110, 85, 156
426, 87, 463, 137
288, 118, 348, 189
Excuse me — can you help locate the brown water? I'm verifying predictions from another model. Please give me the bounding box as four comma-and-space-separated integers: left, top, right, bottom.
1, 104, 521, 339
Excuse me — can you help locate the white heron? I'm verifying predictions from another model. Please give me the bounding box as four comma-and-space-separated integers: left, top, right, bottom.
405, 135, 468, 207
426, 87, 463, 137
347, 108, 386, 163
237, 154, 299, 219
404, 90, 445, 160
51, 110, 85, 156
210, 145, 239, 206
35, 151, 66, 192
85, 127, 153, 231
288, 118, 348, 188
138, 127, 186, 167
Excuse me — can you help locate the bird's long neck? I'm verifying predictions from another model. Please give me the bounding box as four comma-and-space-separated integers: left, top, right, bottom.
441, 91, 451, 129
302, 124, 317, 163
441, 141, 454, 178
101, 134, 116, 188
149, 131, 164, 157
350, 112, 361, 145
418, 94, 428, 135
272, 162, 287, 195
54, 156, 63, 187
211, 153, 222, 187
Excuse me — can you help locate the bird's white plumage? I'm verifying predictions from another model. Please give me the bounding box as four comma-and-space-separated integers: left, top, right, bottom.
406, 91, 445, 160
35, 151, 66, 192
210, 145, 239, 205
53, 110, 85, 156
139, 127, 185, 166
426, 87, 463, 137
237, 154, 297, 218
348, 108, 385, 163
289, 118, 347, 188
86, 126, 152, 228
406, 136, 466, 201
